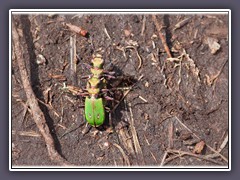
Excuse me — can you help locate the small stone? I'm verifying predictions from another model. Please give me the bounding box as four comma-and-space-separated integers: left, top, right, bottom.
124, 29, 131, 37
36, 54, 46, 65
206, 37, 221, 54
145, 81, 149, 88
193, 140, 206, 154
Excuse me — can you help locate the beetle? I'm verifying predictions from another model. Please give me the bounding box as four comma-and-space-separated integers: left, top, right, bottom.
63, 53, 115, 127
84, 54, 106, 127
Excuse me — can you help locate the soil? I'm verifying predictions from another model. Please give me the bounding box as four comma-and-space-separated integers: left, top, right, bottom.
11, 13, 229, 167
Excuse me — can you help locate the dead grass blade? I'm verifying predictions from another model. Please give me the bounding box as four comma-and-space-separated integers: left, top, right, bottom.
12, 130, 41, 137
117, 127, 135, 156
113, 143, 130, 166
69, 35, 78, 85
70, 35, 77, 73
152, 15, 172, 58
128, 102, 145, 166
160, 151, 168, 166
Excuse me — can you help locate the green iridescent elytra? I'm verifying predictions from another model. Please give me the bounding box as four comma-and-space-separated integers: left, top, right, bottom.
85, 97, 105, 127
84, 54, 106, 127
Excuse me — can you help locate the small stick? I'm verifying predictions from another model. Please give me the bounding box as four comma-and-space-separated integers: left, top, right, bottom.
173, 116, 228, 162
173, 17, 192, 31
144, 134, 150, 145
60, 122, 85, 139
70, 35, 77, 73
104, 25, 112, 40
136, 49, 143, 70
168, 121, 174, 149
12, 130, 41, 137
69, 35, 78, 85
152, 15, 172, 58
37, 99, 60, 118
141, 15, 146, 36
160, 151, 168, 166
164, 149, 224, 166
12, 19, 72, 166
150, 151, 158, 164
117, 107, 135, 156
65, 23, 87, 37
208, 58, 228, 86
218, 134, 228, 153
138, 95, 148, 103
125, 46, 143, 70
161, 118, 174, 166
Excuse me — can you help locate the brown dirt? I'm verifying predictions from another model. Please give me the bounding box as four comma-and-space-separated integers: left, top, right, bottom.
11, 13, 229, 167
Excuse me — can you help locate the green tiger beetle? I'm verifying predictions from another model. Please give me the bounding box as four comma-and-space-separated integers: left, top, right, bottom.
75, 53, 116, 128
84, 54, 106, 127
63, 53, 135, 130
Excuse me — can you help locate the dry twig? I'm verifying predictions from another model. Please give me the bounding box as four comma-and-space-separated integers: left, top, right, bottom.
152, 15, 172, 58
164, 149, 224, 166
125, 46, 143, 70
12, 18, 72, 166
141, 15, 146, 36
173, 116, 228, 162
168, 121, 174, 149
12, 130, 41, 137
104, 25, 112, 40
173, 17, 192, 31
150, 151, 158, 164
69, 35, 78, 85
70, 35, 77, 73
65, 23, 87, 37
206, 58, 228, 86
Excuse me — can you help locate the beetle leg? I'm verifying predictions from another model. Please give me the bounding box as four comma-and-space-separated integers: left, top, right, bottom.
77, 92, 89, 97
82, 121, 92, 135
100, 89, 114, 96
105, 106, 111, 112
101, 89, 114, 95
104, 95, 114, 101
103, 70, 115, 75
102, 74, 115, 79
81, 75, 92, 79
81, 62, 92, 69
104, 95, 120, 103
108, 113, 113, 131
101, 88, 109, 92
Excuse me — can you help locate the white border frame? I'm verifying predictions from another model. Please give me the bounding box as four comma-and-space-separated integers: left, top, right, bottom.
9, 9, 231, 171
